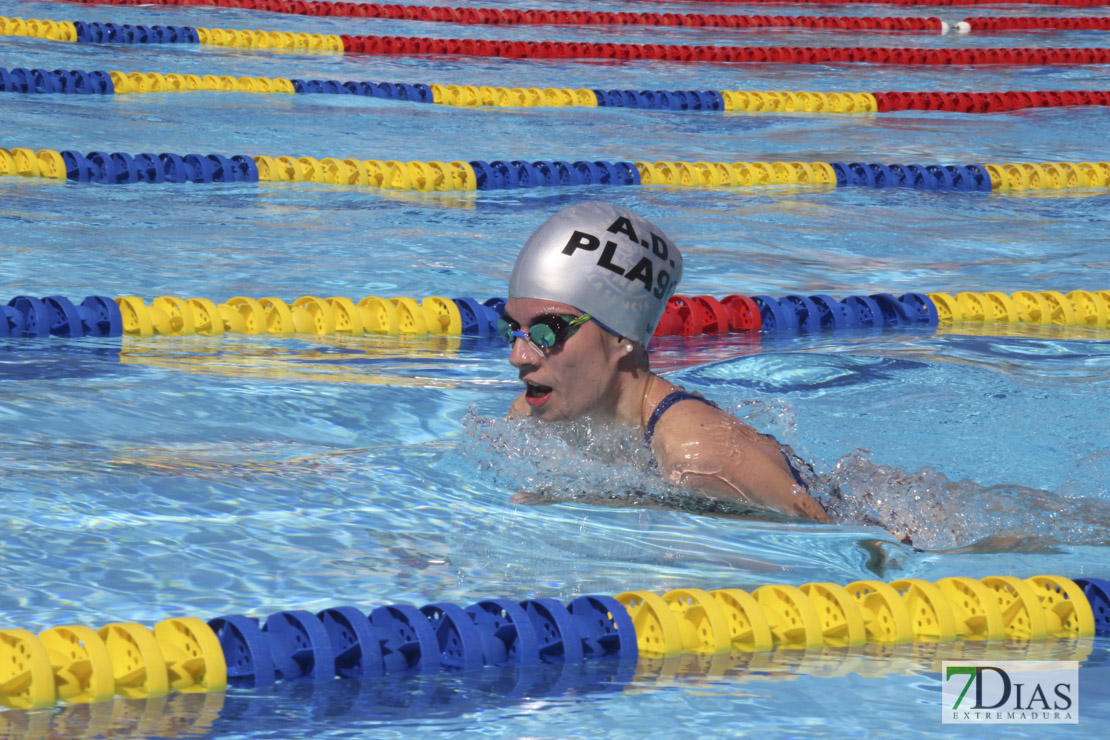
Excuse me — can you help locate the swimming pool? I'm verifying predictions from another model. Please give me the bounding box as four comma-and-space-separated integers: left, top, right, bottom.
2, 0, 1109, 736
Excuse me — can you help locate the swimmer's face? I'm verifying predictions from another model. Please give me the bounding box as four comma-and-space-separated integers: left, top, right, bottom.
505, 297, 627, 422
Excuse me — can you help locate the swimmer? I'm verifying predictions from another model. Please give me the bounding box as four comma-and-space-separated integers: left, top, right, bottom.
502, 201, 829, 523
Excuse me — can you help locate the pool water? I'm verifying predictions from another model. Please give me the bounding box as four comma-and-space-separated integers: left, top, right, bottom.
1, 0, 1109, 737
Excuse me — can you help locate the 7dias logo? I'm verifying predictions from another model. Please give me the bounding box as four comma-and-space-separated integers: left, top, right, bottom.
942, 661, 1078, 724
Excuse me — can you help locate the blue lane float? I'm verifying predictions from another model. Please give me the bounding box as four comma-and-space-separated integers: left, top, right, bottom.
59, 150, 260, 184
0, 67, 114, 94
1075, 578, 1110, 637
830, 162, 992, 192
743, 292, 939, 336
204, 594, 634, 690
73, 21, 199, 45
293, 78, 433, 103
468, 159, 640, 189
593, 88, 725, 111
1, 295, 122, 338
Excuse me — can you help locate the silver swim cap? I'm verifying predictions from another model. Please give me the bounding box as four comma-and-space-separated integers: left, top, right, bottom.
509, 202, 682, 346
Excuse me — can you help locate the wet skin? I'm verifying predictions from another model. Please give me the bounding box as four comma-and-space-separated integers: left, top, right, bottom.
505, 297, 830, 522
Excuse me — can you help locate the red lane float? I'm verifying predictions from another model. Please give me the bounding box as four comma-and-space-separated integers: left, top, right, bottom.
874, 89, 1110, 112
962, 17, 1110, 31
624, 0, 1110, 6
64, 0, 1110, 6
655, 295, 764, 336
69, 0, 1110, 6
335, 36, 1110, 66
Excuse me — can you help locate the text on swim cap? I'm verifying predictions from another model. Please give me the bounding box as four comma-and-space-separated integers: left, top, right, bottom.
607, 216, 669, 261
561, 217, 673, 299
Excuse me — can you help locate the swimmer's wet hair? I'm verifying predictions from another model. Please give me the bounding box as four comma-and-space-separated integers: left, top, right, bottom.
509, 202, 683, 346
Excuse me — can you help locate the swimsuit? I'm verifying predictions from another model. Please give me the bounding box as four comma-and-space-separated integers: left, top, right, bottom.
643, 390, 717, 444
644, 389, 812, 492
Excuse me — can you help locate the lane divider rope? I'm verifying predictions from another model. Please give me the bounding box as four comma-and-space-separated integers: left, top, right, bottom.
5, 65, 1109, 116
0, 634, 1094, 735
960, 16, 1110, 31
624, 0, 1110, 6
1, 574, 1103, 710
47, 0, 953, 33
2, 291, 1107, 340
340, 37, 1110, 66
5, 148, 1110, 193
7, 17, 1110, 65
36, 3, 1110, 34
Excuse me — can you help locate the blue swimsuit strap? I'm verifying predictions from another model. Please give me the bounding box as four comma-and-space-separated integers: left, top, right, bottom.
644, 390, 718, 443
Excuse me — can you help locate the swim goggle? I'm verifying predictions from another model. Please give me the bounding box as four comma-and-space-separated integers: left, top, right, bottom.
497, 313, 593, 352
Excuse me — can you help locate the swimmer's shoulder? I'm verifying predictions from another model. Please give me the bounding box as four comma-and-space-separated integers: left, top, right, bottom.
645, 387, 748, 466
649, 401, 799, 483
647, 389, 829, 522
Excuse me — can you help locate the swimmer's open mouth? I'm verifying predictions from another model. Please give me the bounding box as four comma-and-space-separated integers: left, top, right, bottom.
525, 382, 552, 397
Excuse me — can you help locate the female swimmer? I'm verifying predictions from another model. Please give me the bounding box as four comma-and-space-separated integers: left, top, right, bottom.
502, 201, 829, 522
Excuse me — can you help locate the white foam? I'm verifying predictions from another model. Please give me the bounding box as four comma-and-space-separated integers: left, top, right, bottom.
815, 450, 1110, 550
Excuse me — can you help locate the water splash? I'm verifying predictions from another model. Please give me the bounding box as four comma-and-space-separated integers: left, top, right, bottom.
461, 406, 810, 522
460, 408, 1110, 554
731, 398, 798, 444
459, 407, 665, 505
812, 450, 1110, 551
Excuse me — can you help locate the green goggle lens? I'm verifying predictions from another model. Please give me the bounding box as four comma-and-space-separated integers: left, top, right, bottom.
498, 314, 590, 350
528, 323, 558, 347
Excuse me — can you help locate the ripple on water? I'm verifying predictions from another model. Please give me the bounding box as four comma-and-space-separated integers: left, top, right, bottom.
682, 352, 926, 395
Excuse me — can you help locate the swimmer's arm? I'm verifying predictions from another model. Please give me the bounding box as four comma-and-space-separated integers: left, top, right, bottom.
673, 467, 829, 522
651, 403, 830, 523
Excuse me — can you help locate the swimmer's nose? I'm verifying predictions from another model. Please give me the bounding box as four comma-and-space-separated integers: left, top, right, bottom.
509, 333, 542, 367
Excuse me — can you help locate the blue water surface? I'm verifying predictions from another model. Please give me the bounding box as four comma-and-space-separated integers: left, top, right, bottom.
1, 0, 1109, 737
